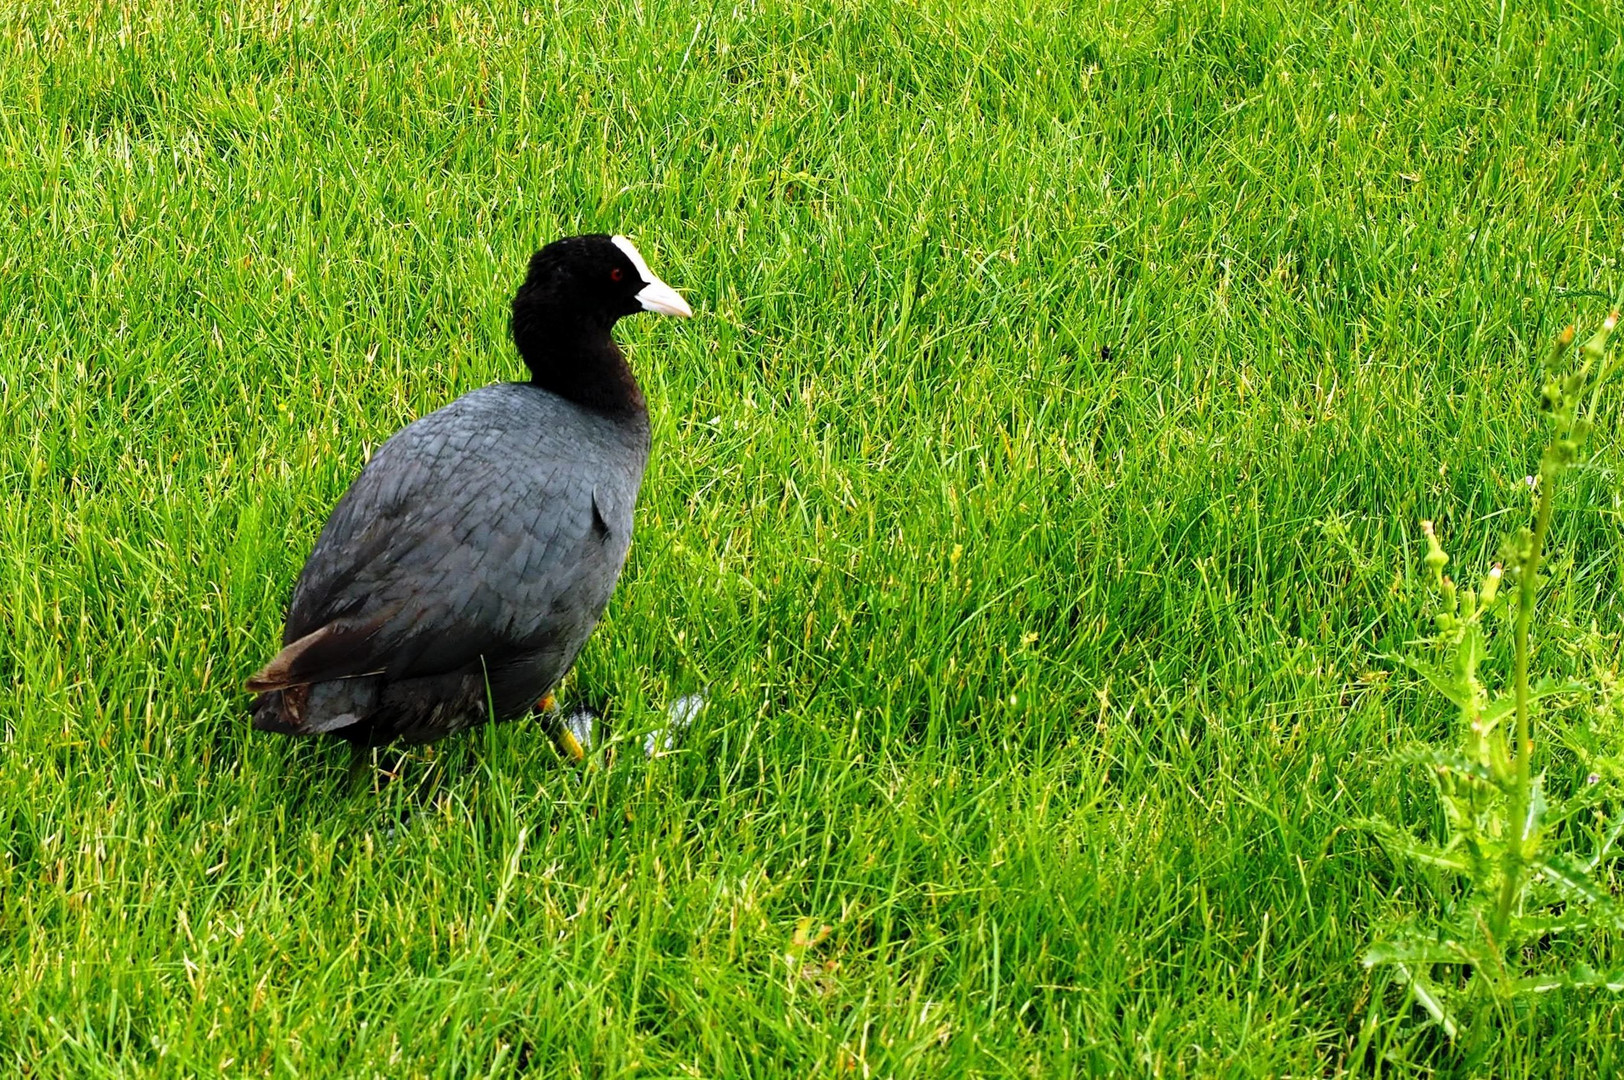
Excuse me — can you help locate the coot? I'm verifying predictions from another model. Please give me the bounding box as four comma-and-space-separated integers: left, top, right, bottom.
247, 234, 691, 747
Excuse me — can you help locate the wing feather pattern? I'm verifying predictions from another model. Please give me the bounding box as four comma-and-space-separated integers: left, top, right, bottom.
247, 385, 643, 729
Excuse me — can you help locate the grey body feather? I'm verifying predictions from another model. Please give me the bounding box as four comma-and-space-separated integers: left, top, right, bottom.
250, 383, 648, 745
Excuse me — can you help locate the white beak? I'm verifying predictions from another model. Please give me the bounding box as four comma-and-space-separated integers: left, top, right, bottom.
612, 234, 693, 318
635, 278, 693, 319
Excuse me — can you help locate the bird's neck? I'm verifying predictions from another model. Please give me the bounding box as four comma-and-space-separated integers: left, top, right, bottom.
516, 326, 647, 419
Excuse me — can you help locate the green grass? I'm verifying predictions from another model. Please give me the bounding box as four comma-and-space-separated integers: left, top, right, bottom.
4, 0, 1624, 1074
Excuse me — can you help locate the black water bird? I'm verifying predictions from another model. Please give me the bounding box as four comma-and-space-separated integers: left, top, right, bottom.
247, 234, 691, 749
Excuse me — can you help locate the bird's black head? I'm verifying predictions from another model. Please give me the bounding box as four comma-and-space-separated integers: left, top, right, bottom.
509, 234, 691, 415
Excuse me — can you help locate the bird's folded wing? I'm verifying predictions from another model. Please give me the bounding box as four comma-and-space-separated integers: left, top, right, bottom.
247, 413, 600, 692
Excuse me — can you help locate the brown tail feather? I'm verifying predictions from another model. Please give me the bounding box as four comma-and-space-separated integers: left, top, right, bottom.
245, 624, 339, 692
244, 614, 390, 693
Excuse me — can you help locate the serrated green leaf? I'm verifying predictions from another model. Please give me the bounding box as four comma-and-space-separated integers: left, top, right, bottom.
1389, 654, 1472, 709
1531, 855, 1624, 928
1522, 774, 1548, 845
1357, 818, 1472, 873
1580, 805, 1624, 873
1469, 682, 1578, 732
1396, 746, 1498, 788
1530, 676, 1586, 699
1511, 912, 1623, 941
1457, 625, 1482, 678
1513, 968, 1624, 994
1364, 934, 1480, 969
1538, 783, 1613, 834
1476, 695, 1515, 736
1534, 855, 1607, 902
1392, 962, 1459, 1039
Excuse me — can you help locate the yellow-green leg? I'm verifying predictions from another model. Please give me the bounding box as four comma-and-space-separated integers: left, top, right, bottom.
538, 693, 587, 763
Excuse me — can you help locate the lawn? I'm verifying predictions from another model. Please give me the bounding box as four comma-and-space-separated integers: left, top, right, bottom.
4, 0, 1624, 1075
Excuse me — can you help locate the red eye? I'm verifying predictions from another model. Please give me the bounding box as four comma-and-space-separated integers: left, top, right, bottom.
610, 267, 623, 282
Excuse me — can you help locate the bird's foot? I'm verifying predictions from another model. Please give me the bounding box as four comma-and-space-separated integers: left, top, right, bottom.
537, 694, 603, 765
